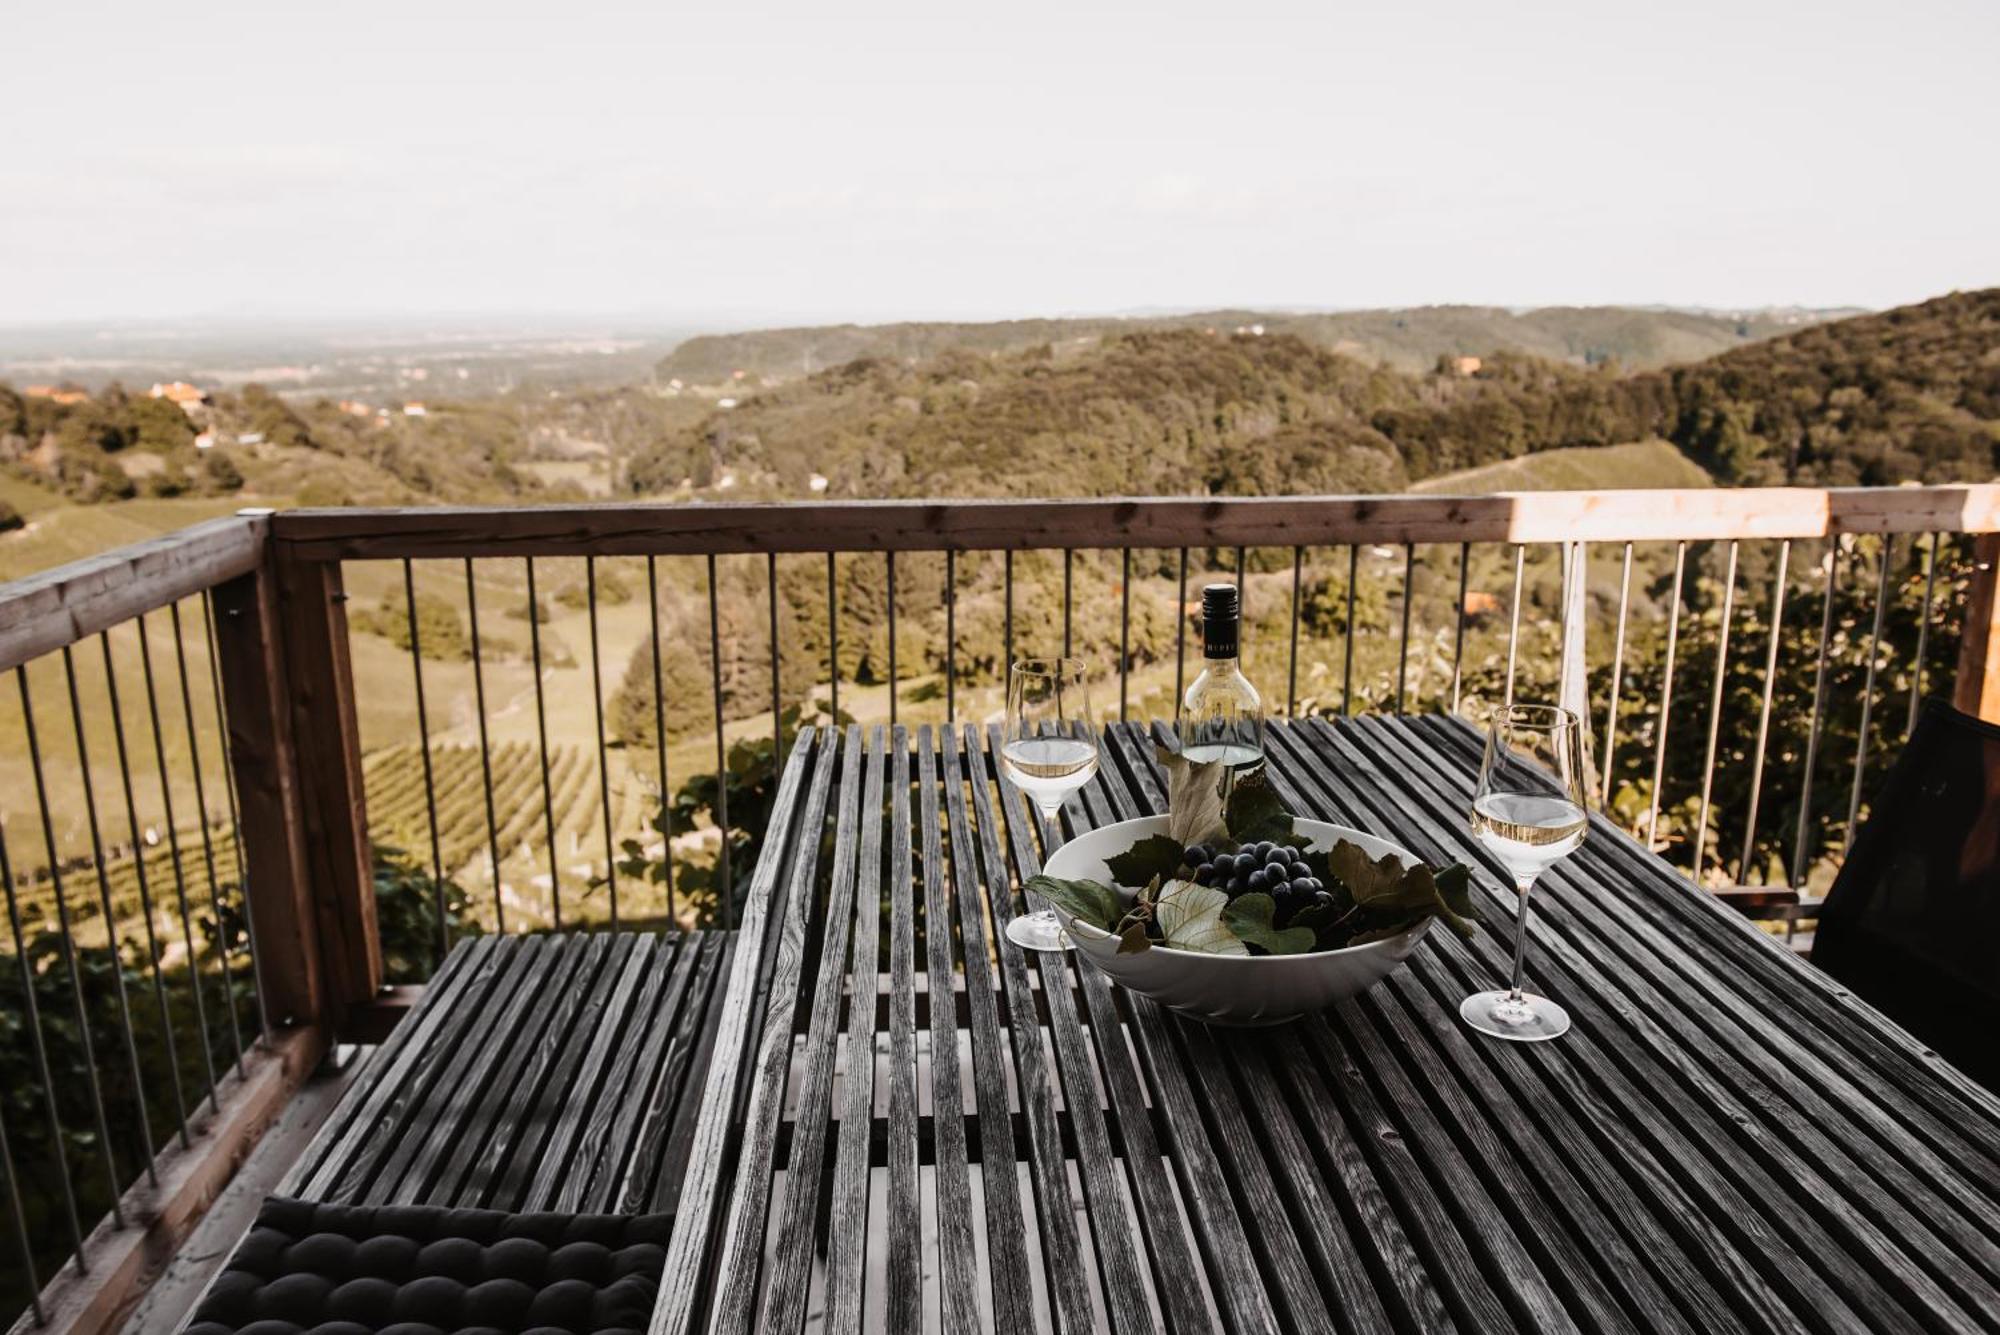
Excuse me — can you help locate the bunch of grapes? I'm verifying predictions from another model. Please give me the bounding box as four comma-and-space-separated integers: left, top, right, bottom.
1184, 840, 1334, 925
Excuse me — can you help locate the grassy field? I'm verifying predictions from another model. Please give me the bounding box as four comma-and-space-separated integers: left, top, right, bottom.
1411, 439, 1713, 494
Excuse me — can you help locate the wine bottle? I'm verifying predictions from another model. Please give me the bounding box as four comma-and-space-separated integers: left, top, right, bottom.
1178, 582, 1265, 795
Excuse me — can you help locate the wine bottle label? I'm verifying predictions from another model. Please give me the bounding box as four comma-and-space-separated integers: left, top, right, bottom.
1201, 583, 1240, 659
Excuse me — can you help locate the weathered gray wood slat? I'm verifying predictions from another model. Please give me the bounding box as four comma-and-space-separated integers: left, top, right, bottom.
707, 733, 840, 1332
760, 727, 866, 1333
985, 725, 1164, 1335
627, 934, 734, 1216
421, 936, 604, 1208
1345, 717, 2000, 1321
579, 933, 707, 1213
936, 727, 1039, 1334
957, 725, 1096, 1335
372, 935, 559, 1203
652, 727, 819, 1335
826, 728, 888, 1333
916, 726, 985, 1334
1286, 720, 1916, 1332
884, 725, 923, 1333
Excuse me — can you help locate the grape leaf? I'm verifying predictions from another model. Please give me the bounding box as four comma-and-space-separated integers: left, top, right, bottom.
1106, 834, 1188, 888
1224, 773, 1295, 845
1157, 744, 1227, 848
1221, 893, 1318, 955
1430, 863, 1482, 937
1023, 875, 1121, 932
1155, 880, 1245, 954
1116, 921, 1153, 954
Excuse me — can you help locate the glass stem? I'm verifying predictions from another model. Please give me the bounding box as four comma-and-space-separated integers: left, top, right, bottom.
1509, 875, 1536, 1002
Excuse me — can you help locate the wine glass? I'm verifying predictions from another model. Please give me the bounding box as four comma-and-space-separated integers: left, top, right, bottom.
1461, 703, 1588, 1041
1000, 656, 1100, 952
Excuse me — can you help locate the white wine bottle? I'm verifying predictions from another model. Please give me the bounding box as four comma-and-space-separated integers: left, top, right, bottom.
1178, 582, 1265, 796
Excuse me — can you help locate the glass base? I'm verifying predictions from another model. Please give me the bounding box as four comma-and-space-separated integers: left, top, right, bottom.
1460, 989, 1570, 1041
1006, 908, 1072, 953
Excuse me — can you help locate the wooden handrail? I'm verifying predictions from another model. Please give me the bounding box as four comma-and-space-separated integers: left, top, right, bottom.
265, 485, 2000, 560
0, 511, 268, 674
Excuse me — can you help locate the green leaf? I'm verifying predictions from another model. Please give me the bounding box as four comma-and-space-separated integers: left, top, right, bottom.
1225, 774, 1295, 846
1115, 921, 1153, 954
1024, 875, 1122, 932
1107, 834, 1188, 888
1222, 893, 1318, 954
1430, 863, 1483, 937
1157, 744, 1227, 848
1327, 840, 1421, 907
1155, 880, 1245, 954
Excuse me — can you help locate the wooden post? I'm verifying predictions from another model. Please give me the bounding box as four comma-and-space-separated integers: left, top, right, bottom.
273, 550, 381, 1029
211, 562, 324, 1031
1954, 532, 2000, 721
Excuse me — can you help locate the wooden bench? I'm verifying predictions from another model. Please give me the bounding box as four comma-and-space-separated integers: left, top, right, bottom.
279, 932, 732, 1216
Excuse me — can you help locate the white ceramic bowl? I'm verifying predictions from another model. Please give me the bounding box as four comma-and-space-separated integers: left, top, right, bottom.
1041, 816, 1431, 1026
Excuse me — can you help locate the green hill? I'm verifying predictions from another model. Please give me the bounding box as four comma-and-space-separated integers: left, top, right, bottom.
656, 304, 1847, 384
1411, 440, 1713, 494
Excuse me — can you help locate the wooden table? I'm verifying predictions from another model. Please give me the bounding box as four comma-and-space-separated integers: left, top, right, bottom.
651, 718, 2000, 1335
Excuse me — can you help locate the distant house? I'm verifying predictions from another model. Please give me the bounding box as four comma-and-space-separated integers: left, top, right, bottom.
1451, 356, 1483, 377
337, 400, 374, 418
236, 432, 265, 446
403, 402, 428, 417
717, 398, 737, 410
194, 431, 216, 450
150, 381, 211, 415
808, 474, 829, 493
23, 384, 90, 405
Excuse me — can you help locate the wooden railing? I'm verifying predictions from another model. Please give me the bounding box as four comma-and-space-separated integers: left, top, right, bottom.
1, 483, 1996, 1331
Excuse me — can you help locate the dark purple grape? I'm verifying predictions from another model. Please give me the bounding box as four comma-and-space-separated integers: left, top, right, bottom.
1247, 868, 1270, 893
1192, 862, 1214, 886
1288, 861, 1311, 880
1313, 889, 1335, 910
1233, 851, 1257, 874
1289, 876, 1314, 896
1184, 844, 1211, 866
1263, 847, 1289, 868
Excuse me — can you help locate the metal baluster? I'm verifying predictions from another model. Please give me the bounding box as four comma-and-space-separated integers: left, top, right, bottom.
17, 668, 126, 1224
1287, 545, 1303, 717
1601, 543, 1634, 813
769, 552, 782, 752
464, 561, 504, 932
0, 821, 85, 1272
0, 1099, 42, 1322
1908, 532, 1939, 736
1692, 542, 1740, 883
1645, 542, 1688, 855
1740, 541, 1791, 879
827, 553, 840, 720
1793, 537, 1845, 888
401, 559, 446, 959
946, 549, 957, 724
100, 631, 189, 1147
1173, 547, 1187, 707
525, 557, 561, 930
1451, 542, 1469, 715
645, 557, 674, 923
1503, 545, 1525, 711
587, 557, 617, 928
707, 554, 731, 926
1846, 536, 1894, 847
886, 551, 898, 727
199, 594, 266, 1043
1118, 547, 1131, 721
1395, 543, 1415, 715
1343, 544, 1358, 716
1062, 549, 1073, 659
137, 615, 220, 1111
61, 645, 157, 1181
169, 602, 246, 1073
1004, 550, 1015, 679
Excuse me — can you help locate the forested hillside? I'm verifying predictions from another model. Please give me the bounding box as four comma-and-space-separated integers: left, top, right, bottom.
657, 303, 1840, 383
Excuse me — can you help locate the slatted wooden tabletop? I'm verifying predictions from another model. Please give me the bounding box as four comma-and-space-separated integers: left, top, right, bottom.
285, 931, 732, 1215
652, 718, 2000, 1335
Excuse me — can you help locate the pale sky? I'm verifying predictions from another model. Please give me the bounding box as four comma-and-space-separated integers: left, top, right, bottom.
4, 0, 1996, 325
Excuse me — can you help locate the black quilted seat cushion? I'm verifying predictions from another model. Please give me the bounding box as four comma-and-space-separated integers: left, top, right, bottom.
184, 1197, 671, 1335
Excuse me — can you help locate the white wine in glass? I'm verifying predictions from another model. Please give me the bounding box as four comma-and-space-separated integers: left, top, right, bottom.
1001, 656, 1099, 952
1462, 703, 1589, 1041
